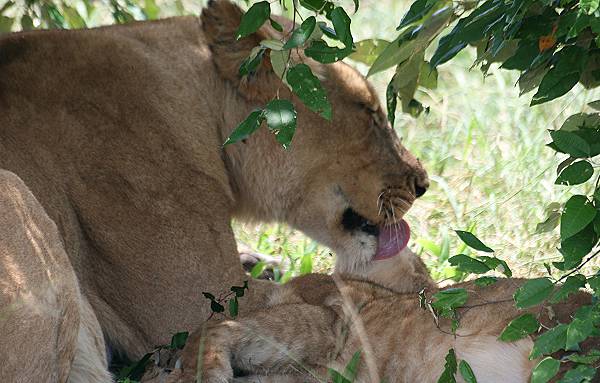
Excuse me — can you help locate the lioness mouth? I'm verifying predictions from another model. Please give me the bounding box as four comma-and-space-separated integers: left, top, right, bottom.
341, 208, 410, 260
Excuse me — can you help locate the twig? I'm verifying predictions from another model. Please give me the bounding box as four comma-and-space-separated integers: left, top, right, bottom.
556, 249, 600, 283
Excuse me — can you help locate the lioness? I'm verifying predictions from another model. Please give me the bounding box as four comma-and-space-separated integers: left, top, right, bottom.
0, 0, 428, 381
168, 250, 598, 383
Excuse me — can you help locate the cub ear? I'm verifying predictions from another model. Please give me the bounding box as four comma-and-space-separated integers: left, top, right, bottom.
201, 0, 286, 102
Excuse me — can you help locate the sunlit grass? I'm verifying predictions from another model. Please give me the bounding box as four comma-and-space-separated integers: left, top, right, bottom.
233, 0, 600, 281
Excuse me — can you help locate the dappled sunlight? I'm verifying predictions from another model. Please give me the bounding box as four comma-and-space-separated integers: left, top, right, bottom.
0, 177, 66, 318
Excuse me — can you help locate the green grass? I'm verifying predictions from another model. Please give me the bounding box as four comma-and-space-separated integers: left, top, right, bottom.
233, 0, 600, 282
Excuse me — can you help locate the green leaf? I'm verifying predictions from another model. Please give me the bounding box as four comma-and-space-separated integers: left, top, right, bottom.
331, 7, 353, 48
236, 1, 270, 39
368, 5, 453, 76
519, 65, 550, 96
283, 16, 316, 49
430, 1, 505, 68
0, 15, 13, 33
499, 313, 540, 342
239, 47, 266, 76
142, 0, 160, 20
230, 281, 248, 297
250, 261, 267, 279
223, 110, 264, 146
514, 278, 554, 309
532, 71, 581, 106
561, 195, 596, 240
530, 324, 568, 359
556, 160, 594, 186
474, 276, 498, 286
560, 223, 596, 269
386, 80, 398, 126
419, 61, 438, 89
397, 0, 437, 30
305, 40, 352, 64
550, 275, 586, 304
531, 47, 588, 106
566, 318, 594, 350
260, 39, 284, 51
588, 100, 600, 111
559, 113, 600, 132
588, 274, 600, 296
432, 288, 468, 317
479, 256, 512, 277
437, 348, 457, 383
202, 292, 215, 300
328, 369, 351, 383
300, 253, 313, 275
270, 49, 290, 80
330, 371, 351, 383
300, 0, 335, 15
550, 131, 591, 158
455, 230, 494, 252
344, 350, 361, 381
349, 39, 390, 66
448, 254, 491, 274
119, 352, 153, 380
458, 360, 477, 383
531, 357, 560, 383
558, 364, 597, 383
269, 18, 283, 32
581, 0, 600, 14
20, 15, 33, 31
502, 41, 539, 71
229, 296, 239, 317
63, 5, 87, 28
565, 349, 600, 364
210, 299, 224, 313
286, 64, 332, 120
169, 331, 189, 350
535, 203, 561, 234
264, 99, 297, 149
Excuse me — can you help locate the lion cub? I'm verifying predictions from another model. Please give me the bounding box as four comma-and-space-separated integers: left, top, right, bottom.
154, 250, 596, 383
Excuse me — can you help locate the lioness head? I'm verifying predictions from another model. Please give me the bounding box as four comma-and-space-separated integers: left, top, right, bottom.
202, 1, 429, 273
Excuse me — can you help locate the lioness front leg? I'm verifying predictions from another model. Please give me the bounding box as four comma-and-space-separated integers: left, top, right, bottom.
181, 304, 337, 383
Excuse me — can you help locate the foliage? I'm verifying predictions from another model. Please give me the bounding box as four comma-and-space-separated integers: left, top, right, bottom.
115, 331, 190, 382
437, 349, 478, 383
328, 350, 362, 383
203, 280, 249, 319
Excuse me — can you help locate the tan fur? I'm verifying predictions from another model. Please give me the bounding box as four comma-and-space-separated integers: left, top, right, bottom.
0, 1, 428, 381
169, 251, 598, 383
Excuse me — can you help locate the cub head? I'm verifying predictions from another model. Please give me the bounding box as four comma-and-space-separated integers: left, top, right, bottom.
202, 1, 429, 273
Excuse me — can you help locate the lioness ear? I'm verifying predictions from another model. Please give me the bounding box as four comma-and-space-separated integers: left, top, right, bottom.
201, 0, 285, 102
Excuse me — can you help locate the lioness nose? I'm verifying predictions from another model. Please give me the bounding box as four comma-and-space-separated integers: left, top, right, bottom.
415, 181, 428, 198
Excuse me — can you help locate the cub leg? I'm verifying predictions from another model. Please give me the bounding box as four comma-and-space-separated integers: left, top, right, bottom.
178, 304, 337, 383
0, 170, 110, 383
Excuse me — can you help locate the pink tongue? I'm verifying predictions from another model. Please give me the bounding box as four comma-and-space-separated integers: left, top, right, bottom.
374, 220, 410, 260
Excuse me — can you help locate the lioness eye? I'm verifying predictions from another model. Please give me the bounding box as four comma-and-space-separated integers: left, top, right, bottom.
356, 101, 377, 114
